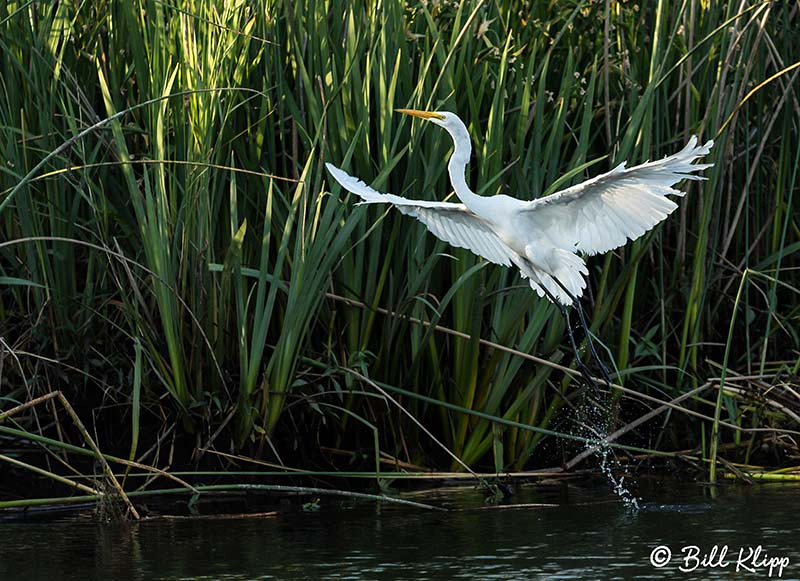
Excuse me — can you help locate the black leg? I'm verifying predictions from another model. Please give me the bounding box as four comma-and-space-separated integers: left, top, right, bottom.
536, 282, 603, 401
533, 279, 610, 442
576, 301, 615, 389
550, 277, 615, 393
536, 275, 637, 505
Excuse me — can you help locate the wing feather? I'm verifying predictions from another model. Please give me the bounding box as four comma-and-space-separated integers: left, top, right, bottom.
521, 137, 713, 255
326, 163, 513, 267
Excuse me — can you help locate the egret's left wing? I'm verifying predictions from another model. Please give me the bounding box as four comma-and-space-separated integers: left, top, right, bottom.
519, 137, 713, 255
326, 163, 512, 266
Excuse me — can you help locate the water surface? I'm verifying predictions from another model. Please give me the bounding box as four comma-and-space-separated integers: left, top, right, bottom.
1, 481, 797, 580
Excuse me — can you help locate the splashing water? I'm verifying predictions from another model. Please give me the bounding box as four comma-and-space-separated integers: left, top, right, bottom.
576, 391, 641, 510
598, 446, 640, 510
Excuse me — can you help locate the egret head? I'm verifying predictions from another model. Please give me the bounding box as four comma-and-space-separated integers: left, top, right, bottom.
396, 108, 453, 128
396, 109, 471, 154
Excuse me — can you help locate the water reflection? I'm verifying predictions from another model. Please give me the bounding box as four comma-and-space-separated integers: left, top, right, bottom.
1, 482, 798, 580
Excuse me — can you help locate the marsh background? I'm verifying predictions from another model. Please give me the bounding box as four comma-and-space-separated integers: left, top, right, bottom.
0, 0, 798, 505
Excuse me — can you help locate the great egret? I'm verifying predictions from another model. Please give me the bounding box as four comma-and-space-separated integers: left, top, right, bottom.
326, 109, 713, 392
326, 109, 713, 306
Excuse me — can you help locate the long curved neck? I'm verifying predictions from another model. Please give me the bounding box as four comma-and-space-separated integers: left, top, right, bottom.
445, 120, 487, 214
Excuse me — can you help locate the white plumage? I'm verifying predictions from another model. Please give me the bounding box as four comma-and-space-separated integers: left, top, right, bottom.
325, 164, 512, 267
326, 109, 713, 305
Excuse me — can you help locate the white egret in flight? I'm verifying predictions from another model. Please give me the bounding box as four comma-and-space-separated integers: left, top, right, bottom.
326, 109, 713, 307
327, 109, 713, 394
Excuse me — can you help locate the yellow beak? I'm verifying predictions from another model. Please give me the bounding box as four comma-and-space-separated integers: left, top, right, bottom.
396, 108, 445, 120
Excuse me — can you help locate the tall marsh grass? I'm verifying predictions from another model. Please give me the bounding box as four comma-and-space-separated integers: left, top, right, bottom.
1, 0, 798, 477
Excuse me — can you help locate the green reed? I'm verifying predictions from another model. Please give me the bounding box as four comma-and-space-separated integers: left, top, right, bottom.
0, 0, 797, 478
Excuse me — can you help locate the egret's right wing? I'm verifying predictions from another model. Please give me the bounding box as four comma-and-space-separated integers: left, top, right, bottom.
519, 136, 713, 256
326, 163, 512, 266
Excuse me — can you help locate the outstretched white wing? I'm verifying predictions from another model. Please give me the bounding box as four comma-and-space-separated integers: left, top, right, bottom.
326, 163, 512, 266
520, 136, 714, 255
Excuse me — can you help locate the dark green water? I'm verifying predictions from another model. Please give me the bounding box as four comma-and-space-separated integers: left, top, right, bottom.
1, 482, 798, 580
